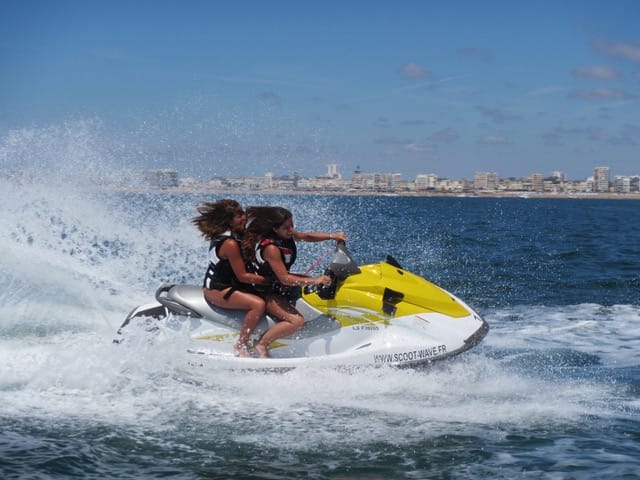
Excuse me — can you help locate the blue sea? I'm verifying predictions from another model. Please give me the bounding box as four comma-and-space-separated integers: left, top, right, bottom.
2, 169, 640, 477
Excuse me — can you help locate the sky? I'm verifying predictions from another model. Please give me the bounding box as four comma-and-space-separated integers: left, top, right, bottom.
1, 0, 639, 180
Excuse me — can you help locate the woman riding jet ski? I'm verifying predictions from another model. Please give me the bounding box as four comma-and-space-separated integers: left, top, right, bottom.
115, 241, 489, 369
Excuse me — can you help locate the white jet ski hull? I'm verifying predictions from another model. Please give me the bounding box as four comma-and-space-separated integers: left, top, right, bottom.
119, 282, 488, 370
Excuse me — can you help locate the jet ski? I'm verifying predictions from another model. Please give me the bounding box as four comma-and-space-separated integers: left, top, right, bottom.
115, 242, 488, 369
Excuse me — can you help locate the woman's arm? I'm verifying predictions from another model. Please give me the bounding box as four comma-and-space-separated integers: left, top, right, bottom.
263, 244, 330, 287
292, 230, 347, 243
220, 239, 267, 285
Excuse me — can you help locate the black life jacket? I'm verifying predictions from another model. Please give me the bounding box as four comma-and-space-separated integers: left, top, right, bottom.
253, 236, 297, 277
202, 231, 237, 290
250, 237, 299, 300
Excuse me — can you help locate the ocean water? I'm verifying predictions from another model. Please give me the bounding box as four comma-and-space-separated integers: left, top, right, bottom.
2, 130, 640, 479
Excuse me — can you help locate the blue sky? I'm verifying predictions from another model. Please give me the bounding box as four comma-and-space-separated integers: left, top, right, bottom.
1, 0, 639, 180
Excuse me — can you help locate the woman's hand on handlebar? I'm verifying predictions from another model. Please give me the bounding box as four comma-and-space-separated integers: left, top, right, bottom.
314, 275, 332, 286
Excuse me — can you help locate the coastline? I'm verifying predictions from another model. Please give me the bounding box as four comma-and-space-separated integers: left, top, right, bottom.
106, 187, 640, 200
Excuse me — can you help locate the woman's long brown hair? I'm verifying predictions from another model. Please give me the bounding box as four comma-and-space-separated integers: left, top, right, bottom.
241, 206, 292, 261
191, 199, 242, 241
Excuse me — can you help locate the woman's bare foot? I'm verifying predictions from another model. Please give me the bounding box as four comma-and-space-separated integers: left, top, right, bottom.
253, 341, 269, 358
234, 342, 251, 358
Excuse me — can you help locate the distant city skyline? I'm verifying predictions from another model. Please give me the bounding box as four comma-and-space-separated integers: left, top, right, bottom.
160, 162, 628, 185
142, 163, 640, 195
2, 1, 639, 180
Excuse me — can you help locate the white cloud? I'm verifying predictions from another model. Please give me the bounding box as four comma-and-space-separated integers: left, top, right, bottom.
257, 91, 283, 106
593, 39, 640, 63
405, 143, 435, 153
456, 47, 494, 62
428, 128, 460, 143
569, 88, 635, 101
479, 135, 509, 145
475, 106, 521, 124
373, 136, 412, 145
570, 66, 620, 81
526, 86, 567, 97
398, 62, 432, 79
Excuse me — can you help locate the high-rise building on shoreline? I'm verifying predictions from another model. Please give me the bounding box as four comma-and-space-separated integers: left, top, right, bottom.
593, 167, 610, 193
326, 163, 341, 179
474, 172, 499, 191
531, 173, 544, 193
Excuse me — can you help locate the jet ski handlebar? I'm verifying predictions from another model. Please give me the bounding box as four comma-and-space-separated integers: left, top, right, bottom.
304, 241, 361, 300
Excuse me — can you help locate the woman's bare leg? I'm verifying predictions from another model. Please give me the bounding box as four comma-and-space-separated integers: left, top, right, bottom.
204, 288, 265, 357
254, 295, 304, 358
